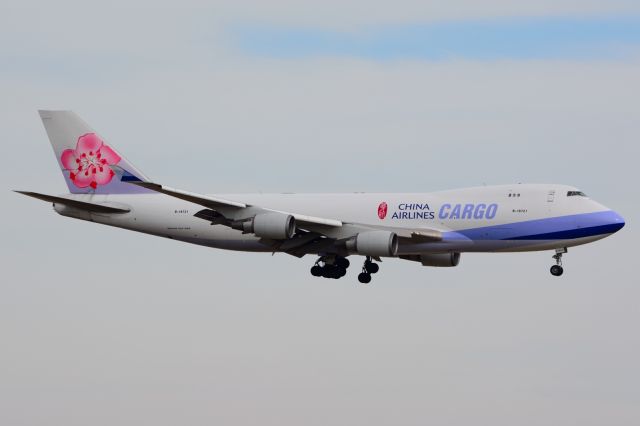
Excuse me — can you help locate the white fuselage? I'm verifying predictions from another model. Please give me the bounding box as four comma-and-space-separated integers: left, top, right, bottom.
52, 184, 625, 256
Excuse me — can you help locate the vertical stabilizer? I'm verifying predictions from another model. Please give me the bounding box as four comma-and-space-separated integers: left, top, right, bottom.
39, 110, 150, 194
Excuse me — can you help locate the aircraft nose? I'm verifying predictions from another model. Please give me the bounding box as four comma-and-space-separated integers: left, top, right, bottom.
609, 210, 625, 233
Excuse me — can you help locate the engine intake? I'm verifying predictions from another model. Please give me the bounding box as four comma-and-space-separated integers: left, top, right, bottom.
346, 231, 399, 257
241, 212, 296, 240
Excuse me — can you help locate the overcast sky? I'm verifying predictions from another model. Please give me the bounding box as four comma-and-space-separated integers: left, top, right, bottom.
1, 1, 639, 425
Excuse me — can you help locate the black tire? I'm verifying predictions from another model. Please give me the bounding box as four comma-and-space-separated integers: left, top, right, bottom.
366, 262, 379, 274
550, 265, 564, 276
321, 266, 334, 279
336, 257, 350, 269
336, 266, 347, 278
310, 265, 323, 277
358, 272, 372, 284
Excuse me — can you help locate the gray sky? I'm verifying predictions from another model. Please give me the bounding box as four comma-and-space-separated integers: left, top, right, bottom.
1, 1, 639, 425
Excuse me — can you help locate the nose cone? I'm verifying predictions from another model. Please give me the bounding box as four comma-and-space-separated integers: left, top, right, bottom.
609, 211, 625, 233
578, 209, 625, 239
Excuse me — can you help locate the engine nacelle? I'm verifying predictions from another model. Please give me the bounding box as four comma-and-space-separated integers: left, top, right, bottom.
242, 212, 296, 239
346, 231, 399, 257
420, 252, 461, 267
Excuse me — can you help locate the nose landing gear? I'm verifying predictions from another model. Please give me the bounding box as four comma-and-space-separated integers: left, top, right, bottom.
550, 248, 567, 276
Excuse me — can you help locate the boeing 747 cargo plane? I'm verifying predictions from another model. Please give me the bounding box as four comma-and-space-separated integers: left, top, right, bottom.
16, 111, 625, 283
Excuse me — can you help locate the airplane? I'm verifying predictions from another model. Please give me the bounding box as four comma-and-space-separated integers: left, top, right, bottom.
16, 110, 625, 283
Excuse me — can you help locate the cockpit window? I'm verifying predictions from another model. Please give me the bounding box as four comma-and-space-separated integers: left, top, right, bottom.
567, 191, 587, 197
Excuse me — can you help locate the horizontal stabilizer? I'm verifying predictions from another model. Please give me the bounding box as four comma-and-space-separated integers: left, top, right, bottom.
14, 191, 131, 214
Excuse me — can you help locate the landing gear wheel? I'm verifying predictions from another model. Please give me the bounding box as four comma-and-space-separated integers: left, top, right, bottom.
550, 247, 567, 277
365, 262, 379, 274
321, 266, 335, 279
311, 256, 349, 280
358, 273, 372, 284
335, 257, 350, 269
310, 265, 322, 277
358, 257, 379, 283
550, 265, 564, 276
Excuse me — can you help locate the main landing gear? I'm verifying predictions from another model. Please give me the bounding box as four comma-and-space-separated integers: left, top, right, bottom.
310, 256, 350, 279
357, 257, 380, 284
309, 255, 381, 283
550, 247, 567, 277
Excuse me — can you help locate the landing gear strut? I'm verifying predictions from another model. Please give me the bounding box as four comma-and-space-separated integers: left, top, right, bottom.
358, 257, 379, 284
310, 256, 350, 280
550, 247, 566, 277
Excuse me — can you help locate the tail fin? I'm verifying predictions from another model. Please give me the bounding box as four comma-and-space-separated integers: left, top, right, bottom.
39, 110, 150, 194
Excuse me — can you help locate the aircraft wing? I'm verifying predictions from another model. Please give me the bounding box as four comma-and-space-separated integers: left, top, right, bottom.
128, 181, 442, 256
130, 181, 343, 228
131, 182, 248, 208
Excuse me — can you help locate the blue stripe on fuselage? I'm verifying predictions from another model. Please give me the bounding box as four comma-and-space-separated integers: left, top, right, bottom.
443, 210, 624, 241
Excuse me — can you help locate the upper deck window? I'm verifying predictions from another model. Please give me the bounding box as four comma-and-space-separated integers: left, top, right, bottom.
567, 191, 587, 197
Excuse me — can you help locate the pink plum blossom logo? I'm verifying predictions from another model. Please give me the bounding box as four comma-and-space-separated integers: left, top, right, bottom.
60, 133, 121, 189
378, 202, 388, 220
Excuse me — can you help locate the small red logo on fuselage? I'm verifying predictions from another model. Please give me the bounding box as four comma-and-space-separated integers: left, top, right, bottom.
378, 202, 388, 220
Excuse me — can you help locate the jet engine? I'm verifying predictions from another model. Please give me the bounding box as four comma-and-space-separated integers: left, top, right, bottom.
346, 230, 399, 257
241, 212, 296, 239
419, 252, 461, 267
